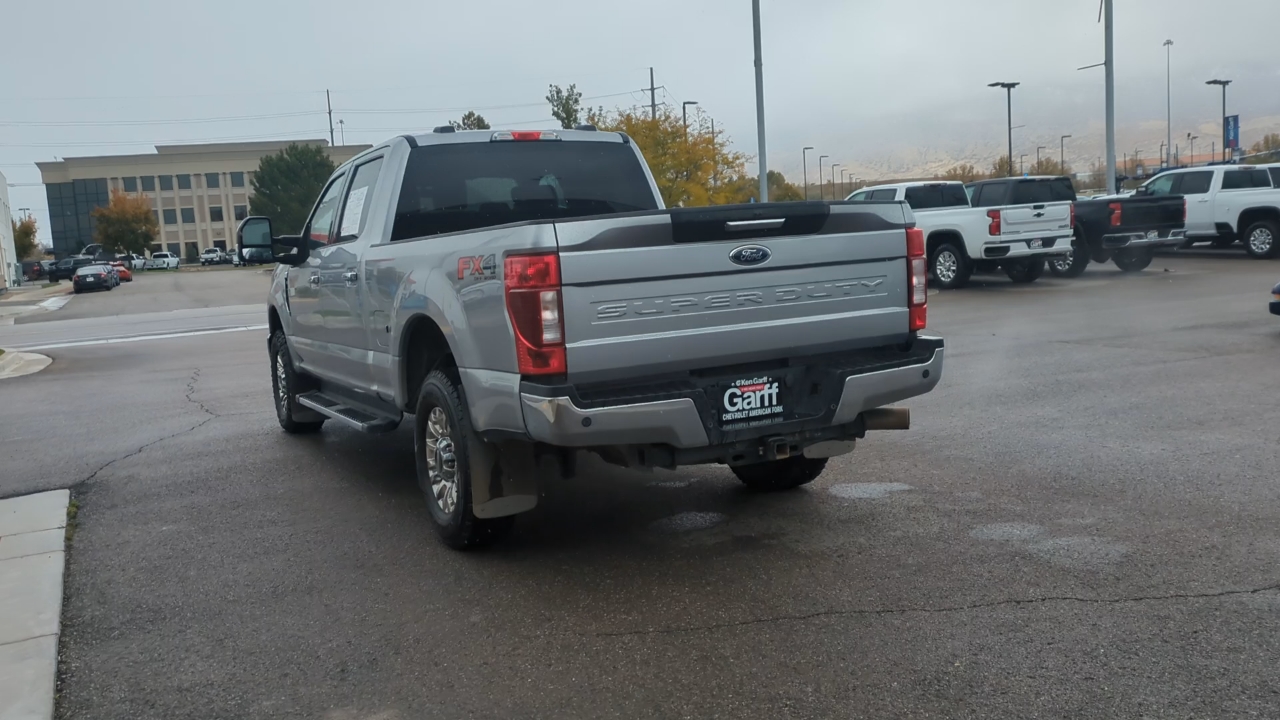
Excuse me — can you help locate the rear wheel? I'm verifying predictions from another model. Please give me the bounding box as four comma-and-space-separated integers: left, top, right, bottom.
1243, 220, 1280, 259
1113, 248, 1154, 272
732, 457, 828, 492
269, 330, 325, 434
929, 242, 971, 290
1004, 258, 1045, 283
1047, 234, 1090, 278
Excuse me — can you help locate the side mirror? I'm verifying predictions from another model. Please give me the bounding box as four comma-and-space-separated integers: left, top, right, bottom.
236, 216, 309, 266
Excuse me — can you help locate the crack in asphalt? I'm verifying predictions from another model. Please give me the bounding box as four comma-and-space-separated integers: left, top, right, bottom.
590, 583, 1280, 638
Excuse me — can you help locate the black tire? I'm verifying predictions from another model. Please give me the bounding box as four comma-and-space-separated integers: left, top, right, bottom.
1047, 234, 1090, 278
1242, 219, 1280, 259
929, 242, 971, 290
269, 330, 325, 434
414, 368, 514, 550
1113, 248, 1154, 272
731, 456, 828, 492
1004, 258, 1045, 283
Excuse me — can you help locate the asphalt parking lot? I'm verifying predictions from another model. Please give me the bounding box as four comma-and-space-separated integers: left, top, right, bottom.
2, 255, 1279, 719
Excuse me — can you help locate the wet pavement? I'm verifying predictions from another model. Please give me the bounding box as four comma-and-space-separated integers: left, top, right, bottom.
2, 256, 1278, 719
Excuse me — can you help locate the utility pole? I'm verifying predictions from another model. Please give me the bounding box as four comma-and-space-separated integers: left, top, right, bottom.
326, 89, 335, 146
1104, 0, 1116, 194
818, 155, 829, 200
802, 147, 814, 200
649, 67, 657, 121
710, 118, 717, 188
752, 0, 769, 202
1164, 40, 1173, 167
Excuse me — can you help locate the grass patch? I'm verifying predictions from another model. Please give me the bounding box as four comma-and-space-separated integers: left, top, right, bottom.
65, 497, 80, 544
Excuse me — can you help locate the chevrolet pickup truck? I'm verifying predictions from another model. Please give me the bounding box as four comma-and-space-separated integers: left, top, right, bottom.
238, 127, 945, 549
849, 180, 1073, 289
966, 176, 1186, 276
1128, 165, 1280, 258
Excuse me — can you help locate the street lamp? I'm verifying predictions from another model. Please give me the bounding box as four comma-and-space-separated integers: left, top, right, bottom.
751, 0, 768, 202
1206, 79, 1231, 162
1188, 133, 1198, 166
682, 101, 699, 141
1019, 154, 1028, 175
989, 81, 1020, 177
802, 147, 814, 201
1164, 40, 1173, 167
1036, 145, 1046, 171
818, 155, 829, 200
840, 168, 848, 197
1060, 135, 1072, 170
831, 164, 841, 199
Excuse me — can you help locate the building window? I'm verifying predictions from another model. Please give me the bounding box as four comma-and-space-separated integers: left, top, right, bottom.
163, 209, 177, 225
213, 240, 227, 251
153, 210, 160, 225
122, 177, 138, 192
159, 175, 174, 191
140, 176, 156, 192
180, 207, 195, 224
209, 206, 224, 222
205, 173, 220, 189
234, 204, 248, 221
230, 171, 245, 188
177, 174, 192, 190
166, 243, 181, 255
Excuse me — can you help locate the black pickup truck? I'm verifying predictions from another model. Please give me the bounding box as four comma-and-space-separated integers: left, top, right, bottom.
966, 176, 1186, 276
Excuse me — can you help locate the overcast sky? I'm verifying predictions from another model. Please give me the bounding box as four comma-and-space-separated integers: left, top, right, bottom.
6, 0, 1278, 239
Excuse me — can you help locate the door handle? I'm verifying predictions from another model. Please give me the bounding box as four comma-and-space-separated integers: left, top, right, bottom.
342, 271, 358, 285
308, 274, 320, 286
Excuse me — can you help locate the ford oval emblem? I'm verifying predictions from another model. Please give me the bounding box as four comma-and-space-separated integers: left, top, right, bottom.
729, 244, 771, 266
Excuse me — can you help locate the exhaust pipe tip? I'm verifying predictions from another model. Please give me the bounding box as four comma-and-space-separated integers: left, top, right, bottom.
863, 407, 910, 431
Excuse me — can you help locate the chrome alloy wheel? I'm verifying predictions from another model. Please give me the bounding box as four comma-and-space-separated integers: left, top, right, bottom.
424, 407, 459, 515
1051, 246, 1074, 272
935, 250, 958, 283
275, 352, 288, 412
1249, 227, 1274, 256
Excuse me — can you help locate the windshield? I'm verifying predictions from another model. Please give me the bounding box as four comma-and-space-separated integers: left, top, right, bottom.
391, 141, 659, 241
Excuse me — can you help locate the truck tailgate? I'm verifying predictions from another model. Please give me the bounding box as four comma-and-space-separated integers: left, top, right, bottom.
1113, 196, 1185, 229
554, 203, 914, 383
1001, 202, 1073, 237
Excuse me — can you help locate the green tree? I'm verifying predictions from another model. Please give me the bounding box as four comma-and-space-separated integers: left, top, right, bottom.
11, 217, 39, 260
450, 111, 490, 130
91, 190, 159, 255
546, 84, 583, 129
941, 163, 985, 183
250, 143, 337, 235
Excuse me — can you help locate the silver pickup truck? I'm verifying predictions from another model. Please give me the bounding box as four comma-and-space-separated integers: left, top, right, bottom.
238, 127, 945, 549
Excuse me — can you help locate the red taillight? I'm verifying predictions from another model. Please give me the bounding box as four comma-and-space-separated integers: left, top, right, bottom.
987, 209, 1002, 236
1069, 202, 1076, 228
492, 131, 561, 142
906, 227, 927, 332
1108, 202, 1123, 227
504, 253, 566, 375
511, 131, 542, 141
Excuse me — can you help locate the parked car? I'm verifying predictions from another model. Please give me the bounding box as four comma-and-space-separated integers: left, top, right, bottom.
1128, 165, 1280, 258
200, 247, 227, 265
849, 179, 1073, 289
966, 176, 1186, 276
119, 253, 147, 271
145, 252, 180, 270
49, 256, 99, 281
72, 264, 115, 293
242, 127, 944, 549
20, 261, 46, 282
109, 261, 134, 282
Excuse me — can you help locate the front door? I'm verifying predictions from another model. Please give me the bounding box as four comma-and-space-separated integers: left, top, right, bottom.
287, 171, 347, 378
1172, 170, 1216, 236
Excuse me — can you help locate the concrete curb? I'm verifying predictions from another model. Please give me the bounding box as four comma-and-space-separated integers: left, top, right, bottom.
0, 350, 53, 380
0, 489, 70, 720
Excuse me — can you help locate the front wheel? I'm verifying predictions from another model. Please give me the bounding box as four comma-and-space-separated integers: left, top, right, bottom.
1243, 220, 1280, 259
415, 368, 514, 550
1004, 258, 1045, 284
732, 457, 828, 492
1113, 248, 1154, 272
269, 331, 325, 434
929, 242, 971, 290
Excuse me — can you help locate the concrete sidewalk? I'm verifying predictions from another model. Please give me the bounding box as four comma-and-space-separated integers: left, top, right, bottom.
0, 490, 70, 720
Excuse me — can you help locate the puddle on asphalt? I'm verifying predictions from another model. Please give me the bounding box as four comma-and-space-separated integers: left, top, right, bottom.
969, 523, 1048, 542
828, 482, 913, 500
1025, 536, 1128, 569
648, 479, 692, 489
648, 511, 726, 533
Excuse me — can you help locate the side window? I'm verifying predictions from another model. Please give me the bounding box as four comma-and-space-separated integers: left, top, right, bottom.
306, 173, 348, 245
869, 189, 897, 201
848, 191, 869, 201
1268, 168, 1280, 188
1177, 171, 1213, 195
335, 157, 385, 242
1144, 174, 1177, 196
975, 183, 1005, 207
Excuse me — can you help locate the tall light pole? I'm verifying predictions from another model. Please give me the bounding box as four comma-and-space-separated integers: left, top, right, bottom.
1206, 79, 1231, 162
682, 101, 699, 141
840, 168, 848, 198
1036, 145, 1046, 171
989, 81, 1020, 177
1104, 0, 1116, 193
1019, 154, 1028, 175
818, 155, 829, 200
337, 119, 345, 146
1188, 134, 1197, 166
751, 0, 769, 202
802, 146, 814, 200
1060, 134, 1072, 170
1164, 40, 1173, 167
831, 164, 841, 199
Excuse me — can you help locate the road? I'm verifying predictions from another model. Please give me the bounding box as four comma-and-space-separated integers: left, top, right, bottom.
2, 256, 1278, 719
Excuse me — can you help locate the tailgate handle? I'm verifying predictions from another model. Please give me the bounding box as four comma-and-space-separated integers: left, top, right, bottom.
725, 218, 786, 231
1032, 204, 1046, 209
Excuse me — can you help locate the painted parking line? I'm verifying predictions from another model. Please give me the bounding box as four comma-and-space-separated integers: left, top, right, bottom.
37, 296, 74, 311
15, 324, 269, 351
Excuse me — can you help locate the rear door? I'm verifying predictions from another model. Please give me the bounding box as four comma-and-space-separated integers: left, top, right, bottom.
1215, 167, 1276, 233
999, 178, 1074, 238
1172, 170, 1217, 235
556, 203, 914, 384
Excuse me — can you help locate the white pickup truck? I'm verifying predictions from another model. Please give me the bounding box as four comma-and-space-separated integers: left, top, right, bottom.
847, 180, 1073, 289
144, 251, 180, 270
1135, 165, 1280, 258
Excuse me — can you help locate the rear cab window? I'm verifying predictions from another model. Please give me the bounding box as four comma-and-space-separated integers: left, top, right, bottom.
1008, 178, 1075, 204
967, 182, 1008, 208
1221, 168, 1272, 190
391, 140, 659, 241
903, 184, 970, 210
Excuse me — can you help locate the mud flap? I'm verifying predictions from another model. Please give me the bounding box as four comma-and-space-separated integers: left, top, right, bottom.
469, 437, 540, 519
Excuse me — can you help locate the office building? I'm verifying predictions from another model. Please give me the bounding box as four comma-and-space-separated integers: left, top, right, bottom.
1, 172, 15, 288
36, 140, 371, 259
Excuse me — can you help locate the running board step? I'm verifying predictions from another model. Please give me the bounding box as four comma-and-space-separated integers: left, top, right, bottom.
296, 391, 401, 433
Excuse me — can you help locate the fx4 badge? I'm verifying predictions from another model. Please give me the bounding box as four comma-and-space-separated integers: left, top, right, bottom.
457, 254, 497, 280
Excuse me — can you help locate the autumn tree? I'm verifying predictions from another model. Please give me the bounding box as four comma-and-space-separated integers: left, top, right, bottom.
1250, 133, 1280, 154
546, 84, 583, 129
942, 163, 985, 183
250, 143, 337, 235
989, 155, 1017, 178
11, 217, 39, 260
1029, 157, 1070, 176
91, 190, 159, 256
450, 111, 490, 130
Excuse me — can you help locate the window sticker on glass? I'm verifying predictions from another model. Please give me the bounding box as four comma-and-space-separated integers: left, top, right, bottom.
341, 186, 368, 237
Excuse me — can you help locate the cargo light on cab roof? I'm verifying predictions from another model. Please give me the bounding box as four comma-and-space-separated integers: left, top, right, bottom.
491, 131, 562, 142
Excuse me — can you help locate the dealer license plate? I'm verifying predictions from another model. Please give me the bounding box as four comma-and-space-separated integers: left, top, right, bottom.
719, 376, 785, 428
1029, 239, 1043, 249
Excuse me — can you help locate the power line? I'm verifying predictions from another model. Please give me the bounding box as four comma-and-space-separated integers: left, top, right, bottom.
335, 89, 643, 115
0, 129, 332, 149
0, 111, 324, 128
